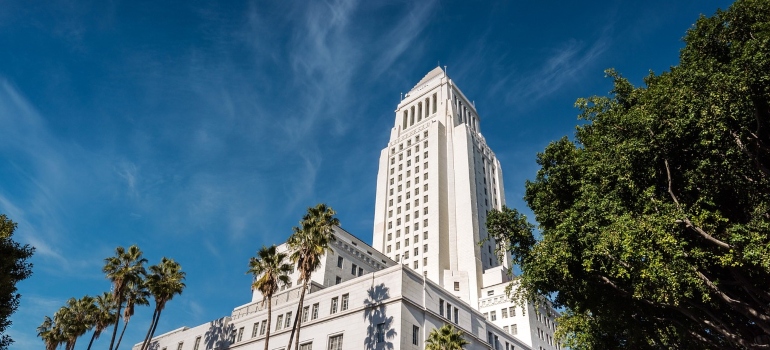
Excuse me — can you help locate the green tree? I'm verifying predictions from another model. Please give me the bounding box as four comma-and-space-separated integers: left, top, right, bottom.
115, 280, 149, 350
425, 324, 469, 350
140, 258, 186, 350
286, 204, 339, 350
37, 315, 64, 350
86, 292, 117, 350
103, 245, 147, 350
247, 245, 292, 350
61, 296, 98, 350
488, 0, 770, 348
0, 214, 34, 350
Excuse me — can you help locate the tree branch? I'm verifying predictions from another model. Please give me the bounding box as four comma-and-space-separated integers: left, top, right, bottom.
694, 269, 770, 334
664, 159, 732, 249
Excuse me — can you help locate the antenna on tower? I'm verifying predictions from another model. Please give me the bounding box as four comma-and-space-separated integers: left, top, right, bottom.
400, 92, 403, 101
444, 65, 448, 77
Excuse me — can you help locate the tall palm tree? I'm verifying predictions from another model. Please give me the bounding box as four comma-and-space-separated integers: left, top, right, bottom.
115, 280, 149, 350
86, 292, 117, 350
103, 245, 147, 350
425, 324, 469, 350
247, 245, 292, 350
140, 257, 186, 350
56, 296, 97, 350
286, 204, 339, 350
37, 315, 63, 350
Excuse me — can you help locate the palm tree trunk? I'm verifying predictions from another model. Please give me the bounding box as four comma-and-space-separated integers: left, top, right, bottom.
108, 298, 124, 350
264, 299, 272, 350
86, 330, 98, 350
287, 281, 308, 350
115, 318, 130, 350
140, 308, 159, 350
145, 308, 164, 350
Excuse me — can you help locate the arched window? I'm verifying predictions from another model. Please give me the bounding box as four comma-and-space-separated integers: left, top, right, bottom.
402, 110, 408, 130
410, 106, 415, 126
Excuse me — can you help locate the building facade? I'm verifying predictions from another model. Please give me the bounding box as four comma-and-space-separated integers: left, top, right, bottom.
134, 68, 560, 350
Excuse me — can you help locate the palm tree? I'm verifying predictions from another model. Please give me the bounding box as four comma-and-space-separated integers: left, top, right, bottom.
86, 292, 117, 350
62, 296, 98, 350
140, 257, 186, 350
247, 245, 292, 350
37, 315, 63, 350
286, 204, 339, 350
103, 245, 147, 350
425, 324, 469, 350
115, 280, 150, 350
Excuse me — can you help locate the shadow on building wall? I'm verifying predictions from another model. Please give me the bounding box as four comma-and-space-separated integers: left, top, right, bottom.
364, 283, 397, 350
204, 317, 234, 350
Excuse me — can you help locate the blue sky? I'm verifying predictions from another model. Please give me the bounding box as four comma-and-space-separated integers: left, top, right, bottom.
2, 0, 734, 348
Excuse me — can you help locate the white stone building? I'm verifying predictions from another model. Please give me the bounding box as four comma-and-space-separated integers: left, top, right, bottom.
134, 68, 560, 350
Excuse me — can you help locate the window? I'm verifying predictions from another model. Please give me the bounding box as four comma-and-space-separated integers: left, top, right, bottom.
405, 238, 410, 246
454, 307, 459, 324
335, 276, 341, 284
386, 245, 391, 253
454, 282, 460, 291
276, 315, 283, 330
260, 320, 267, 335
390, 158, 395, 164
252, 323, 259, 338
341, 294, 349, 311
303, 306, 310, 322
351, 264, 357, 275
376, 323, 385, 343
236, 327, 244, 342
424, 219, 428, 227
285, 312, 292, 329
424, 207, 428, 214
388, 233, 392, 241
387, 221, 392, 228
491, 311, 497, 321
194, 336, 201, 350
439, 299, 444, 316
502, 308, 508, 318
414, 247, 418, 256
404, 250, 409, 259
424, 173, 428, 180
389, 199, 393, 206
412, 325, 419, 345
424, 151, 428, 158
446, 303, 452, 319
424, 244, 428, 253
312, 303, 319, 320
177, 342, 184, 350
337, 257, 343, 268
358, 267, 363, 276
424, 232, 428, 239
423, 257, 427, 266
413, 261, 418, 269
328, 334, 343, 350
511, 324, 518, 335
299, 343, 312, 350
396, 242, 400, 249
488, 290, 494, 296
331, 297, 339, 314
509, 307, 516, 317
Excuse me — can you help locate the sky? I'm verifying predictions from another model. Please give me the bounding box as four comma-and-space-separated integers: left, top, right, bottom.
1, 0, 735, 348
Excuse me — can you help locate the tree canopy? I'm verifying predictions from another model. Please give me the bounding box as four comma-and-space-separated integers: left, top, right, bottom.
0, 214, 34, 350
487, 0, 770, 348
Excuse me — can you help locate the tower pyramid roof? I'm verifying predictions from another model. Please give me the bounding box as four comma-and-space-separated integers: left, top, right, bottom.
409, 66, 445, 92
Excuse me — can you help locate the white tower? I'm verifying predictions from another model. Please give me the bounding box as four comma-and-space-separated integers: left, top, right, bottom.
373, 67, 508, 307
